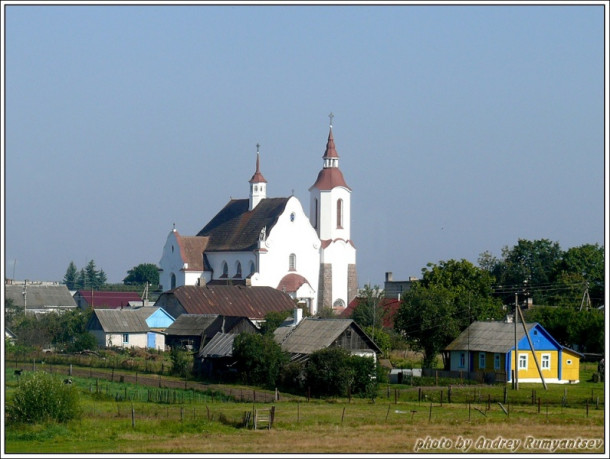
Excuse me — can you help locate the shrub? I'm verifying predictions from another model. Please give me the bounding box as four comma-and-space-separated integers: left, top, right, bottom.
7, 371, 81, 424
233, 333, 288, 388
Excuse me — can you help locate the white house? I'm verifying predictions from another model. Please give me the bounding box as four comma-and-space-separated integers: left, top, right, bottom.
159, 117, 357, 314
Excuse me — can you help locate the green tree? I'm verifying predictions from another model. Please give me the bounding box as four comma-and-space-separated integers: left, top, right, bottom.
170, 347, 193, 378
394, 259, 504, 369
123, 263, 160, 286
351, 284, 386, 331
63, 261, 78, 290
7, 371, 81, 424
554, 243, 604, 308
259, 310, 292, 335
305, 347, 354, 397
233, 333, 288, 388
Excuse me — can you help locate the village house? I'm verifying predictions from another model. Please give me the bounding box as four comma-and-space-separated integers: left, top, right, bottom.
153, 284, 296, 326
5, 281, 77, 315
86, 307, 174, 350
444, 320, 582, 384
74, 290, 144, 310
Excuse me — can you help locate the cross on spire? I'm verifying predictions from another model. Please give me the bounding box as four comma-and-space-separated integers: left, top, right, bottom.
328, 112, 334, 128
256, 143, 260, 153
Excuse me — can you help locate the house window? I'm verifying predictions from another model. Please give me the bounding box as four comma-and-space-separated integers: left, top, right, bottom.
122, 334, 129, 344
336, 199, 343, 229
494, 353, 501, 370
459, 352, 466, 369
541, 354, 551, 370
518, 354, 528, 370
235, 262, 242, 278
289, 254, 296, 271
221, 262, 229, 278
479, 352, 486, 369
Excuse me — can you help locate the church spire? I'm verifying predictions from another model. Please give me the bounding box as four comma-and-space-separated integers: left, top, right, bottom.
249, 143, 267, 210
323, 112, 339, 167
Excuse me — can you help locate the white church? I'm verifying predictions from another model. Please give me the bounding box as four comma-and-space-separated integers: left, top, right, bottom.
158, 117, 357, 314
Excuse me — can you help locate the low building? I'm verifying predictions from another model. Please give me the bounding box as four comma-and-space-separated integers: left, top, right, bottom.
86, 307, 174, 350
444, 320, 582, 384
74, 290, 143, 310
5, 282, 77, 314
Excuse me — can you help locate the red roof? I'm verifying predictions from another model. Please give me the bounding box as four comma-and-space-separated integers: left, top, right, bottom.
76, 290, 142, 309
323, 127, 339, 159
310, 167, 350, 191
249, 152, 267, 184
277, 273, 311, 293
175, 231, 209, 271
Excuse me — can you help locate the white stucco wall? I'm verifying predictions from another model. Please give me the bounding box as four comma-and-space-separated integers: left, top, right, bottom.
312, 186, 351, 242
251, 197, 321, 308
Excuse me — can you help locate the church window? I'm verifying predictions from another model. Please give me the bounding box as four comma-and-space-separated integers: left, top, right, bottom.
314, 199, 318, 229
254, 185, 258, 192
170, 273, 176, 290
289, 253, 296, 271
249, 261, 256, 276
171, 245, 174, 253
235, 261, 242, 278
290, 212, 296, 222
337, 199, 343, 229
221, 262, 229, 278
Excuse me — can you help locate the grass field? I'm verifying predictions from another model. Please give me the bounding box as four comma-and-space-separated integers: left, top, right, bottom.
3, 363, 606, 455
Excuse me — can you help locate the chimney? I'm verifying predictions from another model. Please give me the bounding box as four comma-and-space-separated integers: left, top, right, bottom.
385, 272, 393, 282
293, 307, 303, 327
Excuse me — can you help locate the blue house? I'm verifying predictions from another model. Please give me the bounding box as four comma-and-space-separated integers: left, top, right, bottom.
444, 320, 582, 384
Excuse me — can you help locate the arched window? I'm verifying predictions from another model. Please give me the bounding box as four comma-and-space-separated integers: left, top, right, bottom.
314, 198, 318, 229
170, 273, 176, 290
336, 199, 343, 229
235, 261, 242, 278
221, 261, 229, 278
249, 261, 256, 276
289, 253, 296, 271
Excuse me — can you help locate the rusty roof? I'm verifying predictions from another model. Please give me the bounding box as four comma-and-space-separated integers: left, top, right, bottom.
196, 198, 289, 251
75, 290, 141, 309
276, 273, 311, 293
309, 168, 350, 191
175, 233, 209, 271
155, 285, 296, 320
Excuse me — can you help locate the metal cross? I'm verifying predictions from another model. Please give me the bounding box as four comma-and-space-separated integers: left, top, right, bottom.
328, 112, 334, 127
256, 143, 260, 152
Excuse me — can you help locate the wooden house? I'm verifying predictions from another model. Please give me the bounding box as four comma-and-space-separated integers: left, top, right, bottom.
164, 314, 258, 351
444, 320, 582, 384
87, 307, 174, 350
274, 317, 381, 362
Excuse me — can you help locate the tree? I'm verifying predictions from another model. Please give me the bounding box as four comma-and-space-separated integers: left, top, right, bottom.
63, 261, 78, 290
232, 333, 288, 388
259, 310, 292, 335
305, 347, 354, 397
351, 284, 386, 330
123, 263, 160, 287
554, 243, 604, 308
7, 371, 81, 424
394, 259, 504, 369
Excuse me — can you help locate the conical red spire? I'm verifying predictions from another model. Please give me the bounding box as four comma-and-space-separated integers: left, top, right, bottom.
249, 149, 267, 184
323, 127, 339, 160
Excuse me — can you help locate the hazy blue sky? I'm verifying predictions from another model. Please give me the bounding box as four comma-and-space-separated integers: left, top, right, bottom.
3, 1, 607, 289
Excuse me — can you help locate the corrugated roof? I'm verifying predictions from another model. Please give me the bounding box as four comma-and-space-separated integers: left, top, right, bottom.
444, 321, 537, 353
275, 318, 378, 355
5, 284, 77, 309
198, 332, 237, 358
155, 285, 295, 320
92, 307, 160, 333
165, 314, 219, 336
176, 233, 209, 271
196, 198, 289, 251
76, 290, 142, 309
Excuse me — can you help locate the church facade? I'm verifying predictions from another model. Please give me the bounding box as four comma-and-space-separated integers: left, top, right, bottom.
159, 119, 357, 314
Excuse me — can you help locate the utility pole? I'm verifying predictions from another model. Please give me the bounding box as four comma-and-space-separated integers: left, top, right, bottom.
580, 282, 591, 311
514, 292, 519, 391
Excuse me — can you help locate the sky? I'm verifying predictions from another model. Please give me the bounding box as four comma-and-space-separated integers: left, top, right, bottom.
2, 1, 608, 289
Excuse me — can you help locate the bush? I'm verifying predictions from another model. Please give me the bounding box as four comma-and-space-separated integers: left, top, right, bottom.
7, 371, 81, 424
233, 333, 288, 388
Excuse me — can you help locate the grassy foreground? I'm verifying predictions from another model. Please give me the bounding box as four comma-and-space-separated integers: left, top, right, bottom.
3, 366, 606, 455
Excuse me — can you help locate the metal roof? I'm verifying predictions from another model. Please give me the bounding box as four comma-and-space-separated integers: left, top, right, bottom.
155, 285, 295, 319
5, 284, 77, 309
165, 314, 219, 336
198, 332, 237, 358
444, 321, 537, 354
75, 290, 142, 309
196, 198, 290, 251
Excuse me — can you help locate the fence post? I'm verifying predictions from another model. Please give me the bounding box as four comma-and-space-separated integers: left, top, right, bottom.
69, 364, 72, 376
428, 402, 432, 423
341, 406, 346, 425
131, 404, 135, 428
448, 386, 452, 404
385, 404, 391, 421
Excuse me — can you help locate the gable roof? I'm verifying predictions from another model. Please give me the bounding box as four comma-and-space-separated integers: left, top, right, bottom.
75, 290, 142, 309
90, 307, 161, 333
275, 318, 380, 355
165, 314, 219, 336
444, 321, 539, 354
156, 285, 296, 319
198, 332, 238, 359
196, 197, 290, 251
5, 284, 77, 309
175, 232, 209, 271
